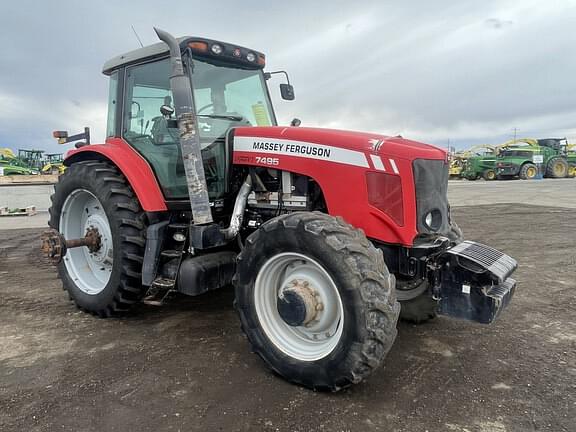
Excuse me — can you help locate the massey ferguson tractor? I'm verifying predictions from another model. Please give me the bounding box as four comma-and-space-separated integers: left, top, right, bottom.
41, 28, 517, 391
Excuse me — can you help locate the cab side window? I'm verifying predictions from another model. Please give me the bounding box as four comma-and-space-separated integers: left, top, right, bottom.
123, 59, 187, 198
124, 59, 176, 145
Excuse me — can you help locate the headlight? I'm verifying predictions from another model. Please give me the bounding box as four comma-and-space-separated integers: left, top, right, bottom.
246, 52, 256, 62
424, 209, 442, 231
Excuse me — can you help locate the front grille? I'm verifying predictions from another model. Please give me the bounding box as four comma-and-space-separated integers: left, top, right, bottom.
413, 159, 450, 235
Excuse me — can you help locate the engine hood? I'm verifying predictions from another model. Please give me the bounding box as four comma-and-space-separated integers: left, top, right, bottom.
233, 126, 447, 161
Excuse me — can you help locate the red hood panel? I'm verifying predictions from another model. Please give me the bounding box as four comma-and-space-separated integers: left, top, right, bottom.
234, 126, 446, 161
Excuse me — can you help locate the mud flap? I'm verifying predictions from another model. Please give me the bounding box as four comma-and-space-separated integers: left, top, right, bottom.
437, 241, 517, 324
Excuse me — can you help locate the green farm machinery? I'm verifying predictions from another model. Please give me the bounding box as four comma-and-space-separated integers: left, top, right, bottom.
460, 145, 497, 181
496, 138, 570, 180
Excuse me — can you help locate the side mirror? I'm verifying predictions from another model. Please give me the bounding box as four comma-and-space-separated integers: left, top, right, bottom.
280, 83, 295, 101
290, 118, 301, 127
160, 104, 175, 118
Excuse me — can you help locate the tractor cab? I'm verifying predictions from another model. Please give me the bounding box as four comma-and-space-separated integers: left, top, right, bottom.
102, 37, 289, 201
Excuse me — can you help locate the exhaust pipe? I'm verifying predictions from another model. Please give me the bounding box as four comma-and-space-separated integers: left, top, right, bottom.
222, 175, 252, 240
154, 27, 213, 225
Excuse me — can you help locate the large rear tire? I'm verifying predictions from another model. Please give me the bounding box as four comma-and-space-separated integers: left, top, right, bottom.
545, 157, 568, 178
49, 160, 147, 317
234, 212, 399, 391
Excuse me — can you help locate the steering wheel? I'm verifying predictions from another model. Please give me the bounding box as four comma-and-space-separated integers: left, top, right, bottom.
197, 103, 214, 114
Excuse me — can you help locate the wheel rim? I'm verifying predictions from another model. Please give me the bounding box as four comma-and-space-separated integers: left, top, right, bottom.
554, 162, 566, 176
487, 171, 495, 180
254, 252, 344, 361
59, 189, 113, 295
526, 167, 536, 178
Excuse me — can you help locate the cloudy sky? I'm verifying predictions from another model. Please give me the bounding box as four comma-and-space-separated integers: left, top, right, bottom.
1, 0, 575, 154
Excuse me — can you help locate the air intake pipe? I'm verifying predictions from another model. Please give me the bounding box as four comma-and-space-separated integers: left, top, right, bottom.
154, 27, 213, 226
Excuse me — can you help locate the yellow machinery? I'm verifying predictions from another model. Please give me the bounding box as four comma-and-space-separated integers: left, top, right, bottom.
567, 144, 576, 177
41, 153, 66, 175
0, 148, 16, 159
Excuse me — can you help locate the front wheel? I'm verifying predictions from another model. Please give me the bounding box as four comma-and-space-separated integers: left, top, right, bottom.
519, 163, 538, 180
482, 169, 496, 181
234, 212, 399, 391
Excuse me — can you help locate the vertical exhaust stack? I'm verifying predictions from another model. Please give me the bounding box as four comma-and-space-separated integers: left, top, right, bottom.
154, 27, 213, 225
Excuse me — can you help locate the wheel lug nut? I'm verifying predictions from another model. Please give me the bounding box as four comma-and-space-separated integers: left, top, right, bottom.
316, 303, 324, 311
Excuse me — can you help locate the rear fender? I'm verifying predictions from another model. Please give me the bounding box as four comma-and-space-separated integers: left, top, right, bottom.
64, 138, 167, 212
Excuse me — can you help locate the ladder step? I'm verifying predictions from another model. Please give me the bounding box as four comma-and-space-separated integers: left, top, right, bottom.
142, 277, 176, 306
151, 277, 175, 288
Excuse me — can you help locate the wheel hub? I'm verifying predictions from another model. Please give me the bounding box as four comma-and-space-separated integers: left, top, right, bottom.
84, 215, 109, 264
254, 252, 344, 361
277, 280, 322, 327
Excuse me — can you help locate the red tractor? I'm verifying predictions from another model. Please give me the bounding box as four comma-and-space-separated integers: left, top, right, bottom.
41, 29, 517, 391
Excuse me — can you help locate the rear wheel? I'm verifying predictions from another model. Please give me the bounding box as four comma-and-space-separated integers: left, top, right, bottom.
519, 163, 538, 180
49, 160, 147, 317
234, 212, 399, 391
545, 157, 568, 178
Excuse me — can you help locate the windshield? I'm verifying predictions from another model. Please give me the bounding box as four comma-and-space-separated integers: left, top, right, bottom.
190, 56, 276, 138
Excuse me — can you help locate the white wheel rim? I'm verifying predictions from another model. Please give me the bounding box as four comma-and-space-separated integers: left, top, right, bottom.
254, 252, 344, 362
59, 189, 113, 295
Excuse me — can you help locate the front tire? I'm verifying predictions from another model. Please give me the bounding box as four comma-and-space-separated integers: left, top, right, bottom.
234, 212, 399, 391
519, 163, 538, 180
49, 160, 147, 317
482, 169, 496, 181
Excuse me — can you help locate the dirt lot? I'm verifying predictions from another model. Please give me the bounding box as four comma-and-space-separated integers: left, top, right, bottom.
1, 203, 575, 432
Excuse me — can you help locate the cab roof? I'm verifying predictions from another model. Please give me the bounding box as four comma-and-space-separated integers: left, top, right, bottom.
102, 36, 265, 75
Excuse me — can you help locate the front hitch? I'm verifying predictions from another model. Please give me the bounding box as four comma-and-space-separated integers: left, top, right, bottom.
435, 241, 517, 324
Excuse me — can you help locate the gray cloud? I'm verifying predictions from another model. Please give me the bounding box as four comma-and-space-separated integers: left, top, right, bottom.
1, 0, 575, 154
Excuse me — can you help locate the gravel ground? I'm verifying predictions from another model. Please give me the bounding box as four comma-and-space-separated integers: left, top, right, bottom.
0, 203, 575, 432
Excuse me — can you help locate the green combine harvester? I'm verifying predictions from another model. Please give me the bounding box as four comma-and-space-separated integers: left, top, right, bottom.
0, 148, 37, 175
17, 149, 45, 171
495, 138, 571, 180
459, 145, 497, 180
0, 148, 65, 176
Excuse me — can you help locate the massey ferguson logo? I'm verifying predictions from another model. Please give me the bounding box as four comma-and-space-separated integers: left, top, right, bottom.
252, 141, 331, 158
